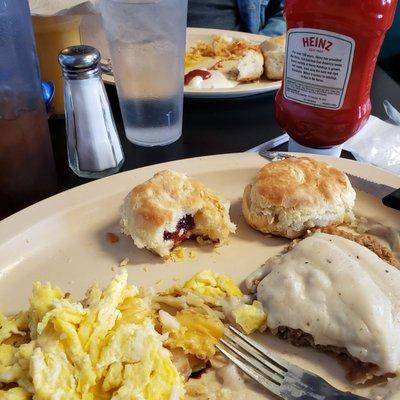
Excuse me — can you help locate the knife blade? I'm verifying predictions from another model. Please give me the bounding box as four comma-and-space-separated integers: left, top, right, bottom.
347, 174, 394, 199
258, 150, 400, 211
347, 174, 400, 211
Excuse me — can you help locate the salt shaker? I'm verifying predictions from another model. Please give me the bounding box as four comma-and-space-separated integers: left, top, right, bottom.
58, 45, 124, 179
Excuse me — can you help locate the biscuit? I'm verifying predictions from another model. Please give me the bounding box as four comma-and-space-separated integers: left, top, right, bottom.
237, 50, 264, 82
260, 35, 285, 80
121, 170, 236, 257
242, 157, 356, 238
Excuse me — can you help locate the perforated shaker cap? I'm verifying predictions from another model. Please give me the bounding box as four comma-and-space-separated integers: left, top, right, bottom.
58, 45, 101, 79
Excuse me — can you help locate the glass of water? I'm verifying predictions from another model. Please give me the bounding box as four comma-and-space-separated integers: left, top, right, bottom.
100, 0, 188, 146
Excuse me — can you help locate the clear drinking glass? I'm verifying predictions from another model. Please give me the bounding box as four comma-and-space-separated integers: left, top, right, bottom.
100, 0, 188, 147
0, 0, 57, 218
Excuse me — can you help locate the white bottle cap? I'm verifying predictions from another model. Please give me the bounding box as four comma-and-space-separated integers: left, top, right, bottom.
288, 137, 343, 157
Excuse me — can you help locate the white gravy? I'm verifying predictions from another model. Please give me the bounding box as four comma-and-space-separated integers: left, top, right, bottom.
256, 233, 400, 374
187, 70, 238, 89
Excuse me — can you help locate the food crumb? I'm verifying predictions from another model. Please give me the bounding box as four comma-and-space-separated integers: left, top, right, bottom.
106, 232, 120, 243
196, 236, 213, 246
185, 381, 207, 396
64, 292, 71, 299
170, 246, 185, 262
188, 249, 198, 260
142, 266, 148, 272
156, 279, 162, 285
169, 247, 198, 262
119, 257, 130, 267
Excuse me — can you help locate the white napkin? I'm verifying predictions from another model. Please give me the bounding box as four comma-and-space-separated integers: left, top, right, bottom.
29, 0, 99, 16
344, 101, 400, 175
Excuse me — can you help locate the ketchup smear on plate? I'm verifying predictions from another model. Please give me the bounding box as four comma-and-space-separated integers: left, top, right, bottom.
184, 69, 211, 85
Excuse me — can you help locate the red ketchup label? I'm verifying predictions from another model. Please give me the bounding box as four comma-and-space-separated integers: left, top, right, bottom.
302, 36, 333, 51
283, 28, 355, 110
184, 69, 211, 85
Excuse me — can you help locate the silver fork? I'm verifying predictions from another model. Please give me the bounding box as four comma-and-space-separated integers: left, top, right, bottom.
216, 325, 369, 400
258, 150, 294, 161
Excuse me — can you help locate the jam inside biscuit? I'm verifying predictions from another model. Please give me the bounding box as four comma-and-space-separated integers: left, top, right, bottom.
163, 214, 195, 245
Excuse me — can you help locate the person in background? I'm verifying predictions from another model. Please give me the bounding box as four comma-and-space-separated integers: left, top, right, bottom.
378, 4, 400, 82
380, 4, 400, 61
188, 0, 285, 37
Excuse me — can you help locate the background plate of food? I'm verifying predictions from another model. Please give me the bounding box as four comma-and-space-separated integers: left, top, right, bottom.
101, 28, 284, 98
184, 28, 283, 98
1, 153, 399, 399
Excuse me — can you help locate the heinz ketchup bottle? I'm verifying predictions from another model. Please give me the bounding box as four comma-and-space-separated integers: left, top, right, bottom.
275, 0, 398, 156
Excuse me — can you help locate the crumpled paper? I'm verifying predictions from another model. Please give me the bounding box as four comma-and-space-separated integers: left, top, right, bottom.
344, 101, 400, 175
29, 0, 99, 16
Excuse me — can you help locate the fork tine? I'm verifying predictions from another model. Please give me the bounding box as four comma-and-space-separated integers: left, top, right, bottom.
221, 338, 285, 380
216, 343, 282, 397
221, 325, 370, 400
228, 325, 289, 372
224, 330, 285, 377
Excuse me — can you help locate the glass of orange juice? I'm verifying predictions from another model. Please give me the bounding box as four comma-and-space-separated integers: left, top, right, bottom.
33, 15, 82, 116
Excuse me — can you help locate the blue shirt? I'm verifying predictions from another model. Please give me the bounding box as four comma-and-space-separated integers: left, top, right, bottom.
188, 0, 242, 31
188, 0, 285, 37
237, 0, 285, 36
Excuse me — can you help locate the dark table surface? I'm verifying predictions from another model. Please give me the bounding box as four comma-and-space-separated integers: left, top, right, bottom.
50, 65, 400, 193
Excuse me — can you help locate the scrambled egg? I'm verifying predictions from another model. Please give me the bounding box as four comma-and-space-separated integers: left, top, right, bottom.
184, 54, 206, 69
232, 301, 267, 335
0, 269, 267, 399
158, 271, 266, 359
183, 270, 242, 300
162, 310, 224, 360
0, 271, 183, 400
183, 271, 266, 335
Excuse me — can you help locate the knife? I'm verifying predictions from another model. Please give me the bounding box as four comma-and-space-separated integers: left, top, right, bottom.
258, 150, 400, 211
346, 174, 400, 211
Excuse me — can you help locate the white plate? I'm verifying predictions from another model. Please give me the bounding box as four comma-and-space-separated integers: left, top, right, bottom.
183, 28, 281, 98
1, 153, 399, 398
99, 28, 281, 98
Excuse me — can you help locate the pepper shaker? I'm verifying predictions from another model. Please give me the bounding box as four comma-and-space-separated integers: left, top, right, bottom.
59, 45, 124, 179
